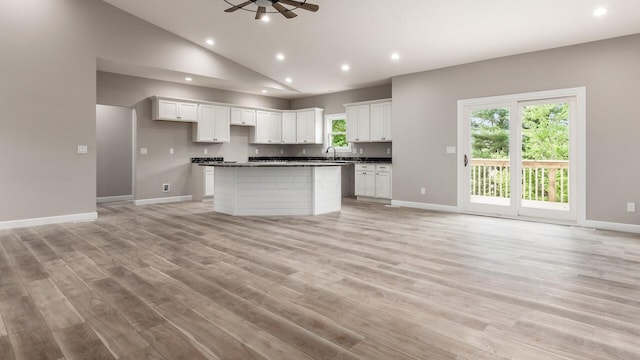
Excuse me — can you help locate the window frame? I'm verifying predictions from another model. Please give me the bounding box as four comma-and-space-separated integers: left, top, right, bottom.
324, 113, 351, 153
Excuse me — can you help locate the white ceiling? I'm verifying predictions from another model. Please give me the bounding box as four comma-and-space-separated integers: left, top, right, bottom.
101, 0, 640, 99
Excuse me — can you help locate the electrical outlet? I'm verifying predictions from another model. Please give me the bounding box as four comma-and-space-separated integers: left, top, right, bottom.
420, 187, 426, 195
387, 148, 391, 154
352, 147, 357, 154
204, 148, 208, 155
627, 202, 636, 213
302, 148, 306, 154
140, 147, 148, 155
77, 145, 88, 154
255, 148, 259, 154
169, 147, 174, 155
359, 148, 363, 154
280, 149, 284, 154
162, 183, 170, 193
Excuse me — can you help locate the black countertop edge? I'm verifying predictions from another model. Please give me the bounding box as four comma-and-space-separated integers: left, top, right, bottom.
248, 156, 392, 163
191, 157, 224, 163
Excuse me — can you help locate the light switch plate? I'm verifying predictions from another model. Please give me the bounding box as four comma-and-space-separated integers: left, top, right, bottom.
446, 146, 456, 154
169, 147, 174, 155
204, 148, 208, 155
627, 202, 636, 213
140, 147, 148, 155
77, 145, 88, 154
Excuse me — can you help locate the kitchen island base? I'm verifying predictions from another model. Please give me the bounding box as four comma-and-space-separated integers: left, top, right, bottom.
213, 165, 341, 216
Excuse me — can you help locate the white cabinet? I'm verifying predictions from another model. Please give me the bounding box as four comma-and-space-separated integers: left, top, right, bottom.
153, 98, 198, 122
192, 105, 230, 143
231, 108, 256, 126
346, 105, 370, 142
355, 164, 392, 200
282, 112, 297, 144
296, 108, 323, 144
204, 167, 214, 197
354, 164, 376, 197
374, 164, 392, 199
252, 111, 282, 143
370, 102, 392, 142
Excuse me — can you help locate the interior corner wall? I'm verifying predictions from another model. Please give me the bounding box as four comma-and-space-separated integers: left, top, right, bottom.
392, 33, 640, 225
0, 0, 97, 222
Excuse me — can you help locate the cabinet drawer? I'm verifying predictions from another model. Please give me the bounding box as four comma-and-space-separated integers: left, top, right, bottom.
376, 164, 392, 172
355, 164, 374, 171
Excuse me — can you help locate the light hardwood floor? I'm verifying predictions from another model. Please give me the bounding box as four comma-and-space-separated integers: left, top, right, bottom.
1, 199, 640, 359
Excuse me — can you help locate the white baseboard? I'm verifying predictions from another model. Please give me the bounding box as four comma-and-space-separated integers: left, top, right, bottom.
581, 220, 640, 234
97, 195, 133, 204
133, 195, 193, 206
0, 212, 98, 230
391, 200, 461, 213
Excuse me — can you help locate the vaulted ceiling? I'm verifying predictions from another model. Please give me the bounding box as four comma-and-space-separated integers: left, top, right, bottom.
101, 0, 640, 98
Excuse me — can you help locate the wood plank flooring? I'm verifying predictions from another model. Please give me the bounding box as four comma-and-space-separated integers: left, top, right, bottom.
1, 199, 640, 359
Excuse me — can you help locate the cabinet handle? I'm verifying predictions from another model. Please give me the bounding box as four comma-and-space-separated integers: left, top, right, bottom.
242, 121, 246, 124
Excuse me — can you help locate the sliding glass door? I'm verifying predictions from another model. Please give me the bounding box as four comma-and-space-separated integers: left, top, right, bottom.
459, 90, 580, 222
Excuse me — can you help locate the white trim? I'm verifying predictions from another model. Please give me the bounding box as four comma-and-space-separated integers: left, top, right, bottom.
343, 98, 392, 107
581, 220, 640, 234
324, 113, 351, 153
391, 200, 460, 213
0, 212, 97, 230
133, 195, 193, 206
97, 195, 133, 204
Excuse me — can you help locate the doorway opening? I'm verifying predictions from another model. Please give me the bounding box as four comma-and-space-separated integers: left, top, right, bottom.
96, 105, 136, 203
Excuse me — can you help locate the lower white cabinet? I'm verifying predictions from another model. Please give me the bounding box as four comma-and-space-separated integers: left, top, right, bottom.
355, 164, 392, 200
204, 167, 214, 197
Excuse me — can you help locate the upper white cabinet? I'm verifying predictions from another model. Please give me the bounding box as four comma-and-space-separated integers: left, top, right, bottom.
296, 108, 324, 144
370, 102, 392, 142
192, 105, 230, 143
345, 99, 392, 143
346, 105, 370, 142
230, 108, 256, 126
282, 112, 297, 144
252, 111, 282, 143
153, 97, 198, 122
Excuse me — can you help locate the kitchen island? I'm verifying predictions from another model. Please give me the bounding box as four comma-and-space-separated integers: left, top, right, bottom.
203, 162, 344, 216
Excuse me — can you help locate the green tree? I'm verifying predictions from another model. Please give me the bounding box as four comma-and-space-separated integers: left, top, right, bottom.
470, 108, 510, 159
521, 103, 569, 160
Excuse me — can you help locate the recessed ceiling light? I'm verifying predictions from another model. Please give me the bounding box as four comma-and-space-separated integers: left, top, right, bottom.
285, 77, 292, 83
341, 64, 350, 72
261, 89, 268, 94
206, 39, 214, 46
261, 15, 270, 22
391, 52, 400, 61
276, 53, 285, 61
185, 77, 193, 82
593, 7, 608, 17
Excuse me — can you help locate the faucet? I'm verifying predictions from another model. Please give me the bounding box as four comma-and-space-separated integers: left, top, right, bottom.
325, 146, 337, 160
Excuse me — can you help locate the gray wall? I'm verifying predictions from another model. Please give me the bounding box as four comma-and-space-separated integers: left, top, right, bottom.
0, 0, 282, 222
96, 105, 133, 198
97, 71, 289, 200
392, 33, 640, 225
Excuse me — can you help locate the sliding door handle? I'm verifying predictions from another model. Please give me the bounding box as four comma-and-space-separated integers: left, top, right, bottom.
464, 154, 469, 167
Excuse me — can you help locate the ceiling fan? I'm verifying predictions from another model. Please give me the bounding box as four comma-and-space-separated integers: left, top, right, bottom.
224, 0, 319, 20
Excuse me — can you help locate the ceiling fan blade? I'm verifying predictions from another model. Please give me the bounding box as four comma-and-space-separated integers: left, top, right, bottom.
279, 0, 319, 12
255, 6, 266, 19
224, 0, 254, 12
272, 2, 297, 18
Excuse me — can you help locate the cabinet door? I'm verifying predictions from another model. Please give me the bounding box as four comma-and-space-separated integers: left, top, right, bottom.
242, 109, 256, 126
158, 100, 179, 120
370, 103, 384, 141
282, 112, 297, 144
230, 108, 243, 125
346, 106, 358, 142
296, 110, 313, 143
178, 103, 198, 122
194, 104, 215, 142
204, 169, 214, 197
356, 105, 370, 142
363, 172, 376, 197
213, 106, 230, 142
268, 112, 282, 143
354, 171, 365, 196
254, 111, 270, 143
375, 172, 392, 199
383, 102, 392, 141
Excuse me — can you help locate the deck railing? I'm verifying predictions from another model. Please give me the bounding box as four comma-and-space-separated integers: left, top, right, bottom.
470, 159, 569, 203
